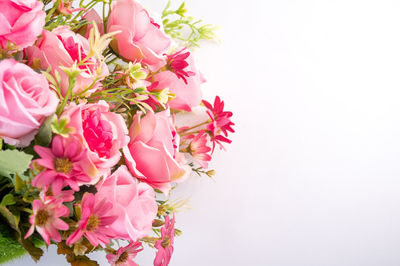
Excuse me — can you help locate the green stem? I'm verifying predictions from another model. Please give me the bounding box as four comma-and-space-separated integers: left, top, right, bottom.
56, 76, 76, 116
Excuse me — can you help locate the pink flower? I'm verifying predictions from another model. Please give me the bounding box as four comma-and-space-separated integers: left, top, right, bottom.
81, 9, 104, 39
40, 187, 75, 203
165, 48, 195, 84
25, 199, 69, 245
0, 0, 45, 51
57, 0, 86, 15
66, 192, 117, 247
154, 215, 175, 266
32, 135, 92, 195
188, 131, 212, 169
62, 101, 129, 181
106, 241, 143, 266
123, 110, 188, 194
107, 0, 171, 71
0, 59, 59, 147
26, 26, 108, 96
151, 52, 205, 111
96, 166, 157, 241
202, 96, 234, 151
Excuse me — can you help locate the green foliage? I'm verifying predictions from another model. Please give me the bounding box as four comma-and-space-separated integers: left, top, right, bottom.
35, 115, 56, 147
0, 222, 26, 264
162, 1, 217, 47
0, 150, 33, 179
52, 117, 74, 137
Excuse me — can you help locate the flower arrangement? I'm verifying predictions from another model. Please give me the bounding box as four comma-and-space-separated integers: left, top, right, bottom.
0, 0, 234, 265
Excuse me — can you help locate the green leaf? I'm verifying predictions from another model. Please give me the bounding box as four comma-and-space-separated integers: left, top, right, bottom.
34, 115, 55, 147
0, 194, 15, 206
51, 117, 74, 137
0, 150, 33, 178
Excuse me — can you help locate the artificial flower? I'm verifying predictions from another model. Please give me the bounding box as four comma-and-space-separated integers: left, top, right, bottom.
96, 166, 157, 241
106, 241, 143, 266
66, 192, 117, 247
32, 135, 92, 194
154, 214, 175, 266
25, 199, 69, 245
0, 59, 59, 147
123, 110, 188, 194
107, 0, 171, 71
0, 0, 45, 51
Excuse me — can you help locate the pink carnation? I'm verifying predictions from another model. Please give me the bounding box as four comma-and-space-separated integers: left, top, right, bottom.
62, 101, 129, 181
26, 26, 108, 96
123, 110, 188, 194
0, 0, 45, 51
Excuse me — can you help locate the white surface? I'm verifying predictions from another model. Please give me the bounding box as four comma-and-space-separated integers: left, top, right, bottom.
8, 0, 400, 265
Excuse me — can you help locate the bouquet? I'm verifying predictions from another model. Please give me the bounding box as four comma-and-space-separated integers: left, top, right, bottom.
0, 0, 234, 265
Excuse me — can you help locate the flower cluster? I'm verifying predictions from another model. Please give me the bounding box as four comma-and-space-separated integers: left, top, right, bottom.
0, 0, 234, 265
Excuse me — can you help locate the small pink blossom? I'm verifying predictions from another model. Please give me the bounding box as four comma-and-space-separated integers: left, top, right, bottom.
66, 193, 117, 247
154, 214, 175, 266
188, 131, 212, 168
25, 199, 69, 245
106, 241, 143, 266
165, 48, 195, 84
202, 96, 235, 151
32, 135, 92, 195
150, 52, 205, 112
40, 187, 75, 203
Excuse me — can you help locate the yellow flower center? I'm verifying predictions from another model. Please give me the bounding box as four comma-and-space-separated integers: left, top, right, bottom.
54, 158, 73, 173
116, 251, 129, 264
161, 236, 170, 248
86, 214, 99, 232
35, 209, 50, 226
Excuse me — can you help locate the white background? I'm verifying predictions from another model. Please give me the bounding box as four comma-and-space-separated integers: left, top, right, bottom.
8, 0, 400, 265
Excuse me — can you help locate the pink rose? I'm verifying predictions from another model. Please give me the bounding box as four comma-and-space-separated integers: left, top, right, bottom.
0, 0, 45, 50
96, 166, 157, 241
0, 59, 58, 147
26, 26, 108, 96
151, 52, 205, 111
62, 101, 129, 180
107, 0, 171, 71
123, 110, 188, 193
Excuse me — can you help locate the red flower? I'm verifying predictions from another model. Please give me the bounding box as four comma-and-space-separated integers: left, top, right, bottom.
166, 48, 195, 84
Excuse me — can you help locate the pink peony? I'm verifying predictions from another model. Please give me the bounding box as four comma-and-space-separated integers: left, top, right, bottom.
26, 26, 108, 96
0, 0, 45, 51
62, 101, 129, 180
123, 110, 188, 194
66, 192, 117, 247
0, 59, 59, 147
154, 214, 175, 266
32, 135, 92, 195
96, 166, 157, 241
25, 199, 69, 245
107, 0, 171, 71
151, 52, 205, 111
106, 241, 143, 266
